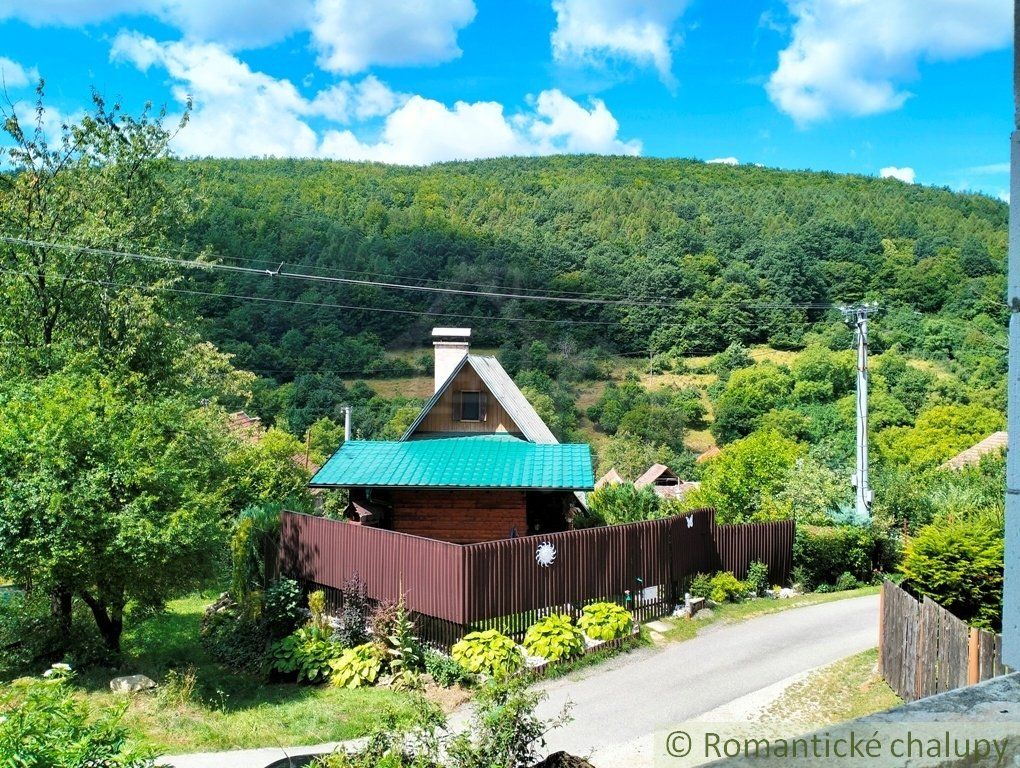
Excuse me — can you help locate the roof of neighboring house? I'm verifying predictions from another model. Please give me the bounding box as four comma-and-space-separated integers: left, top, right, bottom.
595, 468, 626, 489
228, 410, 320, 476
696, 445, 721, 463
401, 354, 556, 443
310, 434, 594, 490
651, 480, 701, 500
634, 463, 680, 488
941, 431, 1008, 470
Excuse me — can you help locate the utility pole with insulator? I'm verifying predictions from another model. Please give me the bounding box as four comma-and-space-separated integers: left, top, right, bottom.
842, 303, 877, 519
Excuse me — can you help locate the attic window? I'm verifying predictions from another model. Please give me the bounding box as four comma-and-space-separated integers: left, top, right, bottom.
459, 390, 486, 422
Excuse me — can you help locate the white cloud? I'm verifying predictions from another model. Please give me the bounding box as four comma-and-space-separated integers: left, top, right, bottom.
0, 1, 313, 48
968, 162, 1010, 174
880, 166, 916, 184
998, 190, 1010, 204
767, 0, 1012, 124
707, 156, 739, 165
0, 56, 37, 88
111, 34, 640, 164
551, 0, 689, 85
311, 0, 476, 74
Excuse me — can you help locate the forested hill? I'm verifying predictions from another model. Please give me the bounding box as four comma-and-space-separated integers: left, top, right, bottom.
176, 155, 1008, 382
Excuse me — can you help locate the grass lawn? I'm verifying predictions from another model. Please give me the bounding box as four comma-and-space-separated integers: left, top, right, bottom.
73, 593, 414, 755
759, 648, 902, 727
659, 585, 881, 643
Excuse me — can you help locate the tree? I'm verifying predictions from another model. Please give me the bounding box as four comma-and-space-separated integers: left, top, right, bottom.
682, 430, 804, 523
711, 364, 793, 445
224, 427, 313, 513
875, 403, 1003, 468
580, 483, 661, 527
0, 373, 230, 652
0, 84, 192, 378
595, 433, 693, 482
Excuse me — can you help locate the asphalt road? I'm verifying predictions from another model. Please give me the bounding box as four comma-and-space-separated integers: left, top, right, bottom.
162, 594, 879, 768
533, 594, 880, 763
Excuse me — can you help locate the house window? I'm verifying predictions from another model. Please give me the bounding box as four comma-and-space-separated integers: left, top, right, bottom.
460, 390, 484, 421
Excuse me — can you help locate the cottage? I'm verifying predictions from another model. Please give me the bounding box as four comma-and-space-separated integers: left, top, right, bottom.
309, 328, 594, 544
633, 463, 700, 500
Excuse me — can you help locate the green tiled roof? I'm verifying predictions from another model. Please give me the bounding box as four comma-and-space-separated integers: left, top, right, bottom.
310, 435, 594, 490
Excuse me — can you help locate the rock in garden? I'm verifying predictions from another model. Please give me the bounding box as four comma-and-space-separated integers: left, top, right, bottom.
532, 751, 597, 768
109, 674, 156, 693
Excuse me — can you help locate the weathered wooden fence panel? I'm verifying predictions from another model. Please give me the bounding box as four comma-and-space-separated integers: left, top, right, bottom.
879, 581, 1010, 702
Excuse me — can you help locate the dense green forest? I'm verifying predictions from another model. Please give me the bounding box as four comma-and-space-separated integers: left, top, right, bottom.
177, 156, 1008, 386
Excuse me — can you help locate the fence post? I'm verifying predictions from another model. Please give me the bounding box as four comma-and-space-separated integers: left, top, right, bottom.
968, 628, 981, 685
878, 582, 885, 672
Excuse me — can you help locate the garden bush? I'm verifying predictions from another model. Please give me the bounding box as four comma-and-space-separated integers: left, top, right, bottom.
0, 590, 62, 680
834, 572, 860, 591
689, 572, 747, 603
708, 572, 747, 603
199, 601, 269, 674
522, 614, 585, 662
578, 602, 633, 641
379, 598, 424, 690
746, 560, 771, 596
902, 511, 1003, 630
0, 665, 155, 767
335, 573, 369, 648
270, 626, 343, 683
329, 643, 384, 689
263, 578, 306, 640
793, 523, 897, 589
451, 629, 523, 677
424, 650, 474, 688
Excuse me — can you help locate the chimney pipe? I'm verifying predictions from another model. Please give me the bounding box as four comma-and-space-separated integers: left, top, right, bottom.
432, 328, 471, 392
343, 404, 353, 442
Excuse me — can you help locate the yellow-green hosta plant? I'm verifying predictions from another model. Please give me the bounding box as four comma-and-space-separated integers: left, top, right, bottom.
522, 613, 585, 662
578, 602, 633, 641
329, 643, 384, 689
451, 629, 523, 677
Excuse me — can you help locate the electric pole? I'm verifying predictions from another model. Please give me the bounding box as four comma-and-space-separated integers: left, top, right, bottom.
842, 303, 877, 518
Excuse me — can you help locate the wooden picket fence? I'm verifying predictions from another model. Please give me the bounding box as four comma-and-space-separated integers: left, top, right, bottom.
879, 580, 1010, 702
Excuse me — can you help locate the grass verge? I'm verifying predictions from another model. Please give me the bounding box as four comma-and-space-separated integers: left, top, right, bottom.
758, 648, 902, 727
72, 594, 414, 755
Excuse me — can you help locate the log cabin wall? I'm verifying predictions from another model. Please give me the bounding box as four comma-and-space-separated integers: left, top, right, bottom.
388, 489, 528, 543
412, 367, 522, 436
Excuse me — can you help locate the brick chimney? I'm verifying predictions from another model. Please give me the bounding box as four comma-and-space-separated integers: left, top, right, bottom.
432, 328, 470, 392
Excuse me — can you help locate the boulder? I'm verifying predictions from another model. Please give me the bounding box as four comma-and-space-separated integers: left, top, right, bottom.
109, 674, 156, 693
532, 752, 596, 768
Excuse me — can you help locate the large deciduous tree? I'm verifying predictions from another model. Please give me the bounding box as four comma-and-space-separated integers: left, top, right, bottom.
0, 83, 192, 377
0, 373, 231, 652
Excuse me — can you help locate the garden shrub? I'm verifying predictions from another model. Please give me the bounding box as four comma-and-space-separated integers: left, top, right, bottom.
834, 572, 860, 591
578, 602, 633, 641
0, 665, 155, 767
424, 650, 474, 688
794, 524, 895, 588
0, 590, 62, 680
708, 572, 747, 603
329, 643, 384, 689
379, 598, 424, 690
689, 573, 713, 600
451, 629, 523, 677
335, 573, 369, 648
263, 578, 306, 640
199, 602, 269, 674
746, 560, 771, 596
902, 511, 1004, 630
270, 626, 343, 683
308, 589, 329, 632
522, 614, 585, 662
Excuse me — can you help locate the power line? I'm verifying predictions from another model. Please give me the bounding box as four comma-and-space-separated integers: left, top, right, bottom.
0, 235, 844, 311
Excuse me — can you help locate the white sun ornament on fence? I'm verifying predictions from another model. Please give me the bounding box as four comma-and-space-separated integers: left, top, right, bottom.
686, 515, 694, 528
535, 541, 557, 567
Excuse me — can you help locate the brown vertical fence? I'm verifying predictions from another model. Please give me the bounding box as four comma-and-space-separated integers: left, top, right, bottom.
279, 509, 794, 647
879, 580, 1011, 702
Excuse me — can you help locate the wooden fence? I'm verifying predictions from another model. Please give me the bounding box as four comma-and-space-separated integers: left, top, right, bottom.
279, 509, 794, 647
879, 580, 1010, 702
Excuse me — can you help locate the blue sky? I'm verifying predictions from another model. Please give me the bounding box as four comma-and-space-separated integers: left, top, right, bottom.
0, 0, 1012, 198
